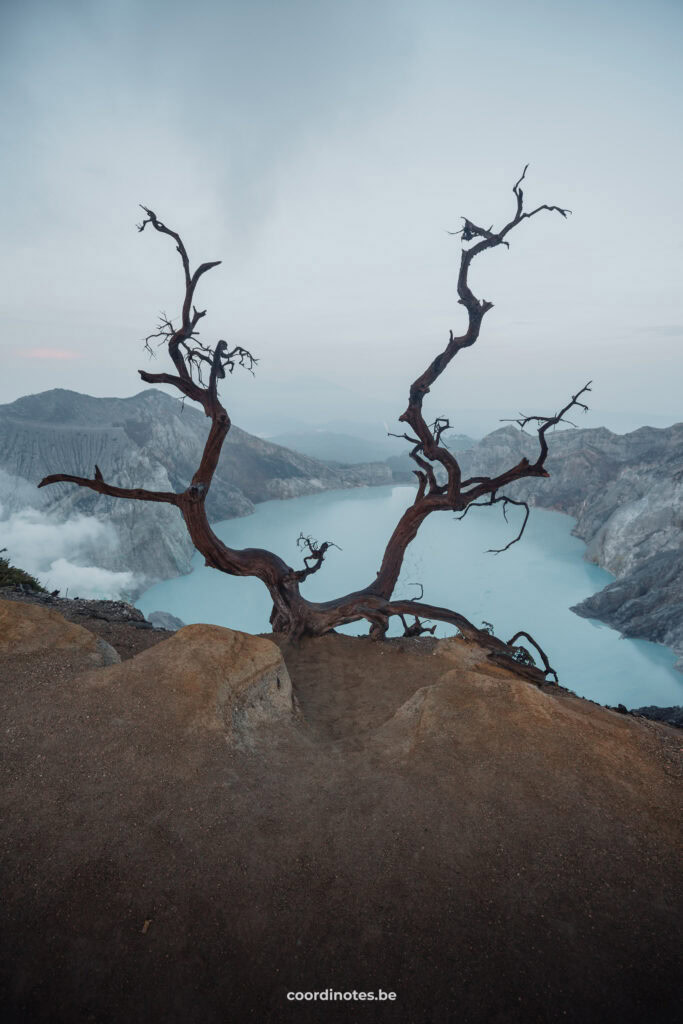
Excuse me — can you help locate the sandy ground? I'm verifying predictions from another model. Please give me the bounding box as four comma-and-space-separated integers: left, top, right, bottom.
1, 613, 681, 1024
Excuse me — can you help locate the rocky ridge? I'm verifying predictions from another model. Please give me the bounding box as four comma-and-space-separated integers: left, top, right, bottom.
0, 388, 391, 597
454, 422, 683, 667
3, 584, 681, 728
2, 388, 680, 668
263, 419, 682, 666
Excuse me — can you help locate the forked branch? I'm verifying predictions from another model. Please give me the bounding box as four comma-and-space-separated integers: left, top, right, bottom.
501, 382, 592, 464
457, 494, 531, 554
38, 467, 179, 505
291, 534, 342, 583
507, 631, 558, 683
373, 167, 576, 597
38, 169, 579, 689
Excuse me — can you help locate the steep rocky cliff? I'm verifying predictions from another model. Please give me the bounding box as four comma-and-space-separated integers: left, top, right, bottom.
455, 423, 683, 665
0, 389, 391, 596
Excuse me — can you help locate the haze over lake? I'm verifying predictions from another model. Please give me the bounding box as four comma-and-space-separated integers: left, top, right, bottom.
137, 486, 682, 709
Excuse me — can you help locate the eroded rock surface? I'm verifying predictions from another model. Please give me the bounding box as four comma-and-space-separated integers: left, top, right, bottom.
0, 598, 119, 665
571, 549, 683, 668
76, 622, 297, 747
147, 610, 186, 631
456, 422, 683, 665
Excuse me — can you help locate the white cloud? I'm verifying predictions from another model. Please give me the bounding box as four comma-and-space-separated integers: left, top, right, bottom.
0, 503, 141, 599
39, 558, 138, 600
0, 469, 51, 512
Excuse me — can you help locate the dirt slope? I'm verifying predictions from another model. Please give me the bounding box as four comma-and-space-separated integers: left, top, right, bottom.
1, 608, 681, 1024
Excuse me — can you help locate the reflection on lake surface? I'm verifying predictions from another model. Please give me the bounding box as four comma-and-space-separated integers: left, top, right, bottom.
137, 486, 682, 709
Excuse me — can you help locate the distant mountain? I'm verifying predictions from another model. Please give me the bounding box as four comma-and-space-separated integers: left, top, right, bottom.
3, 389, 679, 669
259, 421, 683, 670
456, 423, 683, 668
266, 428, 477, 473
0, 389, 391, 597
266, 430, 402, 465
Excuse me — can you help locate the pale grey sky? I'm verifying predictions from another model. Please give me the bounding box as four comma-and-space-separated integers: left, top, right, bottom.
2, 0, 682, 436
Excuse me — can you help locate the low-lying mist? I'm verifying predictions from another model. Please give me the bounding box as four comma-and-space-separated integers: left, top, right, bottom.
0, 486, 141, 600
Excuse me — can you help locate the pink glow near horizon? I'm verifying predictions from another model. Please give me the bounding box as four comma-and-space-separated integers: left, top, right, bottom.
23, 348, 81, 361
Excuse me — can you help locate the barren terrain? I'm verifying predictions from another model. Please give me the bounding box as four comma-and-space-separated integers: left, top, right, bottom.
1, 600, 681, 1023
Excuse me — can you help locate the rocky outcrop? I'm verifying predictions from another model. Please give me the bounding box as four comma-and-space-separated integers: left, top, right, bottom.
0, 389, 391, 597
4, 621, 679, 1024
0, 599, 120, 666
1, 599, 295, 748
455, 423, 683, 666
0, 587, 154, 628
0, 586, 182, 662
147, 610, 186, 632
80, 623, 297, 749
632, 705, 683, 728
570, 550, 683, 665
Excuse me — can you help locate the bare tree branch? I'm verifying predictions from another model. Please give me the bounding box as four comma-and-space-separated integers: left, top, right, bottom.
40, 172, 579, 689
138, 370, 206, 406
371, 166, 573, 599
368, 598, 556, 681
137, 206, 222, 384
38, 470, 179, 505
398, 613, 437, 638
507, 631, 558, 683
290, 533, 342, 583
457, 494, 531, 553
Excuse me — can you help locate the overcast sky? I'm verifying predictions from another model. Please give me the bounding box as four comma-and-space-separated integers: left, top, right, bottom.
2, 0, 682, 436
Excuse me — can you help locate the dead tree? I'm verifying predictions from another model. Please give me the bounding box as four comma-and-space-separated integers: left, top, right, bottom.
40, 168, 590, 683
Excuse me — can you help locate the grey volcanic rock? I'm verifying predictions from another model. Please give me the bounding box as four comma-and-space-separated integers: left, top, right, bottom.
0, 586, 149, 625
147, 610, 186, 632
571, 550, 683, 667
456, 422, 683, 666
631, 705, 683, 728
634, 704, 679, 729
0, 389, 391, 598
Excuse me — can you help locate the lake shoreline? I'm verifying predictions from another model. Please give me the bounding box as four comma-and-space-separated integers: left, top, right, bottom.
135, 485, 683, 708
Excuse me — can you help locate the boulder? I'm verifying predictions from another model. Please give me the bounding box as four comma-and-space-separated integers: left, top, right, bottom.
371, 654, 669, 815
81, 623, 297, 748
147, 610, 186, 632
0, 599, 120, 665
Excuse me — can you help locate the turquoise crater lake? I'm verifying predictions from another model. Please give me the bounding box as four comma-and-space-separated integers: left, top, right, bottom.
136, 485, 682, 709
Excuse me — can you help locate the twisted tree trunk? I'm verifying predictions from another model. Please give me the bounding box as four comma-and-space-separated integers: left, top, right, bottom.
39, 170, 590, 683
